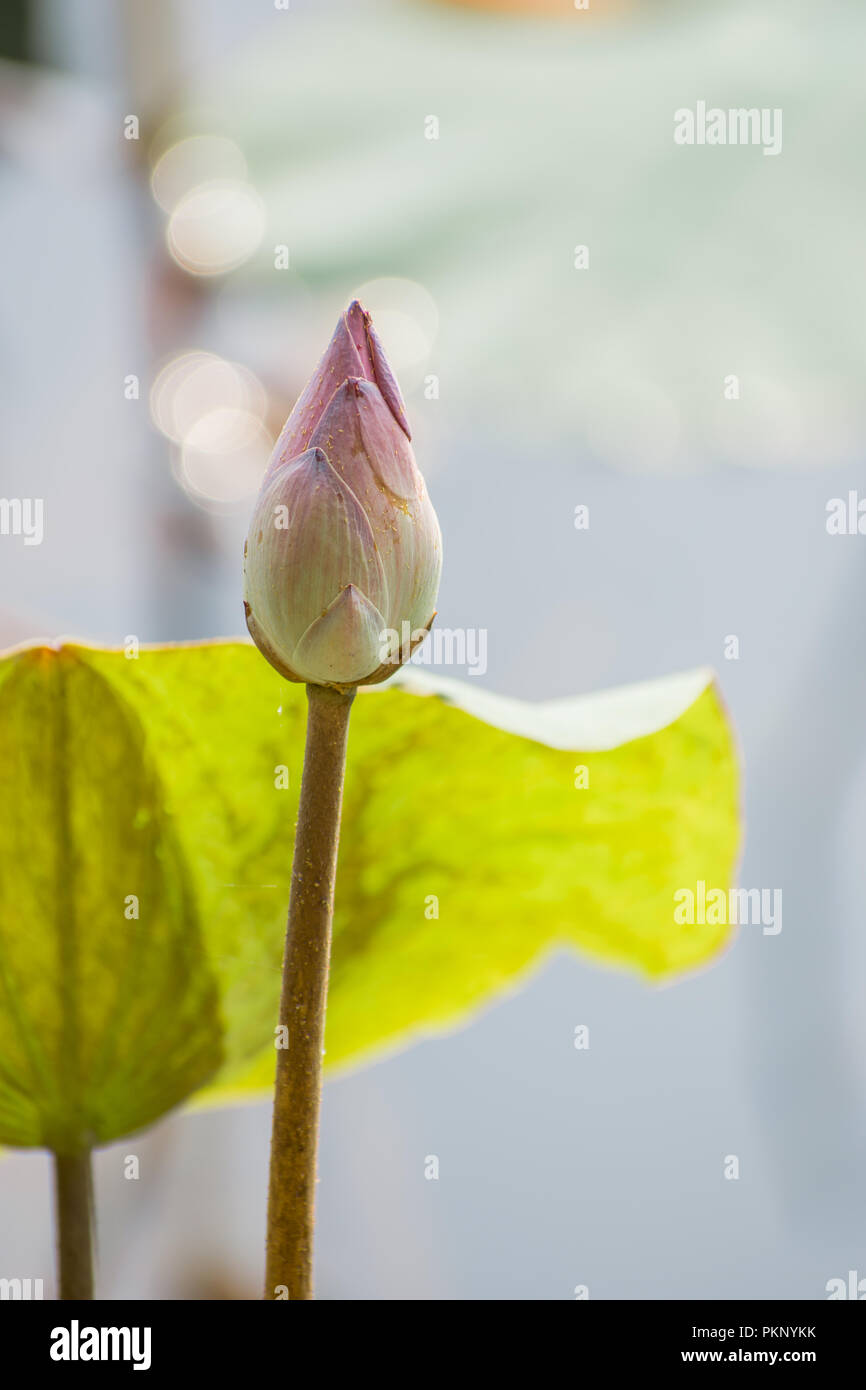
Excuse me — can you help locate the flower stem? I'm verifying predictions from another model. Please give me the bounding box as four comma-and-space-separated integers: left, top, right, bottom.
53, 1151, 94, 1299
265, 681, 355, 1300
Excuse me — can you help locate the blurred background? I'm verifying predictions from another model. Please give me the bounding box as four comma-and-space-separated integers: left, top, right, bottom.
1, 0, 865, 1299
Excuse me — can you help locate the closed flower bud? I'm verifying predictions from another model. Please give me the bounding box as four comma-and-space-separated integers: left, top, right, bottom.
244, 301, 442, 688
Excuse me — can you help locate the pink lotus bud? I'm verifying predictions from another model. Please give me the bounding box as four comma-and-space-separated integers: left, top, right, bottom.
244, 302, 442, 688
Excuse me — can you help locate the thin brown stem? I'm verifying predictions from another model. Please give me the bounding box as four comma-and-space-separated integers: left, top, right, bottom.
53, 1151, 94, 1299
265, 682, 354, 1300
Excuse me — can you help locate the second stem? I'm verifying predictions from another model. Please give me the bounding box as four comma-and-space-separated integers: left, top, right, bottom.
264, 681, 354, 1300
53, 1151, 94, 1299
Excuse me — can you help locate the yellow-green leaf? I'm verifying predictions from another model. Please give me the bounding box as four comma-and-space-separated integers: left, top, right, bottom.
0, 640, 739, 1137
0, 647, 222, 1151
82, 643, 739, 1100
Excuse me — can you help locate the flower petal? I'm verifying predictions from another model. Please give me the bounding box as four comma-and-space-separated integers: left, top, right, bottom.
264, 316, 368, 483
292, 584, 386, 684
243, 447, 388, 668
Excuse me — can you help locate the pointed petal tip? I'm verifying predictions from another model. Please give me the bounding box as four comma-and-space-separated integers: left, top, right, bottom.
344, 301, 412, 441
336, 376, 378, 404
291, 581, 385, 685
365, 320, 412, 441
283, 444, 329, 474
305, 444, 339, 480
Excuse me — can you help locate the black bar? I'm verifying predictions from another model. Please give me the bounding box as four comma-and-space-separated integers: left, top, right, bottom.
2, 1298, 861, 1374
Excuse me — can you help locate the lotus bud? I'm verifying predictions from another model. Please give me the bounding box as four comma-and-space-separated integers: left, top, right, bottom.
244, 302, 442, 688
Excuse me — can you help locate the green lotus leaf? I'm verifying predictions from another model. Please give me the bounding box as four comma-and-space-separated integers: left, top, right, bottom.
0, 646, 221, 1151
0, 640, 739, 1138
